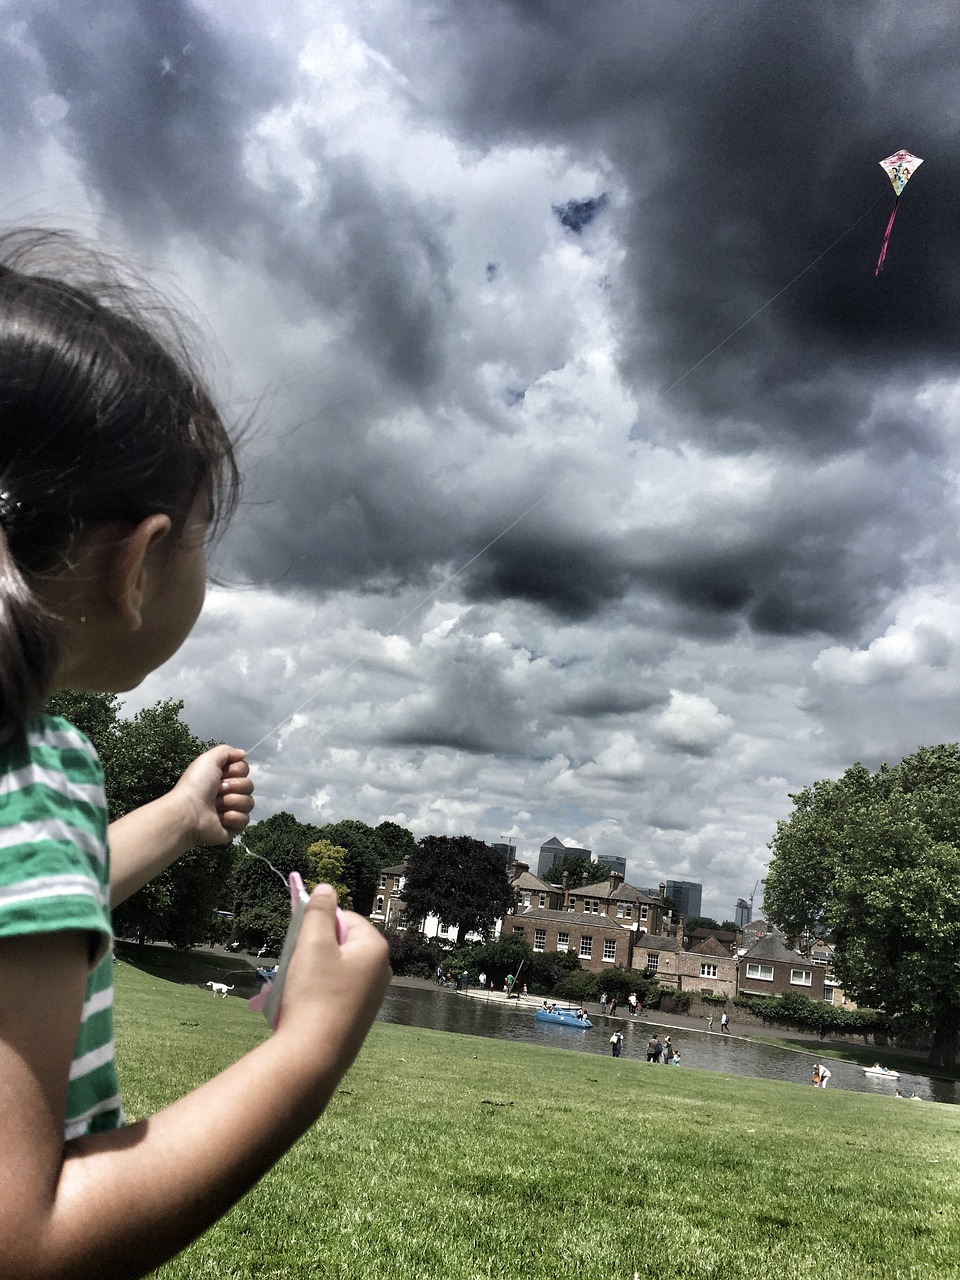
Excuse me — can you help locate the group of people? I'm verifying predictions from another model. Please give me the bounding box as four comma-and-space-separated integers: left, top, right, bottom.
644, 1035, 680, 1064
599, 991, 643, 1017
705, 1012, 730, 1034
609, 1031, 680, 1064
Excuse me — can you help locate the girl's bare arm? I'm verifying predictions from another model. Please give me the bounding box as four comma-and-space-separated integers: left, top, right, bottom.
109, 745, 254, 907
0, 888, 389, 1279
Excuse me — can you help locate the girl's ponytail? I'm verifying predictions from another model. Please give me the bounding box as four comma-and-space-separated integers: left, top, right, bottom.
0, 510, 60, 748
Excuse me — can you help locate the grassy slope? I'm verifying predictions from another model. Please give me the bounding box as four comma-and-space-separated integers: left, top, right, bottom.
113, 959, 960, 1280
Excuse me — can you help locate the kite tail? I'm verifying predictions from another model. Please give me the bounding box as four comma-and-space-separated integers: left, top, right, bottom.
875, 197, 899, 275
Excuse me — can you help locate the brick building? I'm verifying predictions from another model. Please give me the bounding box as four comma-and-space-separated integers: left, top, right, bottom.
502, 870, 666, 973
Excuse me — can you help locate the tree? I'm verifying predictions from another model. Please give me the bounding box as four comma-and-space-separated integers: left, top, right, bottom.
314, 820, 387, 916
45, 693, 236, 950
402, 835, 516, 945
542, 853, 594, 890
766, 745, 960, 1067
306, 839, 353, 910
375, 821, 418, 863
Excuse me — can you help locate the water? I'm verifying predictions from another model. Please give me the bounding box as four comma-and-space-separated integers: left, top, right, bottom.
377, 982, 958, 1104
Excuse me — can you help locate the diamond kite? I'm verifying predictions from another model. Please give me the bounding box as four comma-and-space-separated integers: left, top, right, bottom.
876, 149, 923, 275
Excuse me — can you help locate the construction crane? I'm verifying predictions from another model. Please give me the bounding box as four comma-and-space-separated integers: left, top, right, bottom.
748, 879, 762, 919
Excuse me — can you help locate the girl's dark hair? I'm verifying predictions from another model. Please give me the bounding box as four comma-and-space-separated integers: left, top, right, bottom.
0, 227, 241, 745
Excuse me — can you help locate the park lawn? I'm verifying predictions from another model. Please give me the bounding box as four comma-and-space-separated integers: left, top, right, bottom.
113, 959, 960, 1280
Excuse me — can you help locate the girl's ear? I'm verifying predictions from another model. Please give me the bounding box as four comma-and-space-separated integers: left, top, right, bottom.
104, 514, 172, 630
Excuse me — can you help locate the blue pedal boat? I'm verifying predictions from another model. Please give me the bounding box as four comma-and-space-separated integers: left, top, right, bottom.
535, 1006, 592, 1029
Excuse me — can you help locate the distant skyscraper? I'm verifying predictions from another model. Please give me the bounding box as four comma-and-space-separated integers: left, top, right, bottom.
735, 897, 751, 928
594, 854, 627, 878
492, 841, 517, 867
664, 879, 702, 920
536, 836, 591, 878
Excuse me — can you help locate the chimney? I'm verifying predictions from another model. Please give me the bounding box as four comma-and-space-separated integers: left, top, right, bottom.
609, 870, 624, 888
677, 916, 685, 950
562, 870, 570, 909
659, 881, 666, 901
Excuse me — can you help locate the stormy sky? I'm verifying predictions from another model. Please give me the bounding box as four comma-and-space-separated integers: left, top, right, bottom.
5, 0, 960, 917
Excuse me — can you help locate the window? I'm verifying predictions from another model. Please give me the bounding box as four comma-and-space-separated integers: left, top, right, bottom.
513, 926, 525, 935
615, 903, 633, 919
534, 929, 546, 952
579, 936, 593, 958
557, 932, 570, 951
639, 904, 649, 921
538, 892, 547, 907
700, 962, 718, 978
790, 969, 813, 986
378, 873, 387, 889
582, 899, 600, 914
375, 896, 384, 914
603, 939, 617, 962
645, 953, 659, 973
521, 891, 531, 906
746, 963, 774, 981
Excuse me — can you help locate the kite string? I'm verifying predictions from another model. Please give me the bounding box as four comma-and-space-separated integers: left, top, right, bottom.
661, 194, 886, 396
244, 191, 887, 757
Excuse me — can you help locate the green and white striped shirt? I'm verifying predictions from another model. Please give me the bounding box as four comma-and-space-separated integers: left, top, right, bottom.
0, 715, 123, 1138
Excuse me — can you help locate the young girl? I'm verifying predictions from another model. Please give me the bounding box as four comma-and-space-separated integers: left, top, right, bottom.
0, 229, 391, 1277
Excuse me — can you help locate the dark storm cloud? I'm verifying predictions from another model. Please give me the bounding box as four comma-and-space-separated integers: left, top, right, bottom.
8, 0, 959, 652
8, 0, 451, 397
384, 0, 960, 451
12, 0, 284, 242
554, 687, 665, 718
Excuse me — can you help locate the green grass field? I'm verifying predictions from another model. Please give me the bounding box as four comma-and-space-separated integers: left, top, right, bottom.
114, 956, 960, 1280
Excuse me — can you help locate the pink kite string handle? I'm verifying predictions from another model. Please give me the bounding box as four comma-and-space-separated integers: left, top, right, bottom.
248, 873, 347, 1027
875, 197, 899, 275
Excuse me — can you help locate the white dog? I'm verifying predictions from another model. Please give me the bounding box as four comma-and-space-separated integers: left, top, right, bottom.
206, 981, 234, 998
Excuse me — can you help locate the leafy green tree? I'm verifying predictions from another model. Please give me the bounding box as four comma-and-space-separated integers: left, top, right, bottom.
306, 839, 353, 910
375, 821, 418, 863
403, 836, 516, 945
314, 820, 387, 916
231, 812, 322, 951
766, 745, 960, 1067
542, 854, 594, 890
45, 693, 236, 950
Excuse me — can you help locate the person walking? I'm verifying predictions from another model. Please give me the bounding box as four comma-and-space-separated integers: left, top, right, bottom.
720, 1011, 729, 1034
662, 1037, 674, 1064
645, 1037, 658, 1063
600, 992, 608, 1015
627, 992, 638, 1016
706, 1014, 714, 1032
478, 971, 486, 991
609, 996, 618, 1017
610, 1031, 624, 1058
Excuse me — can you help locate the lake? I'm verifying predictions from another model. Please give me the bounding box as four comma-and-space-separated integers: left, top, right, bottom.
377, 982, 958, 1104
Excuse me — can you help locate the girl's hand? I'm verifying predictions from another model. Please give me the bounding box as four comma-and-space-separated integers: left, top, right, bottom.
172, 745, 255, 847
275, 886, 391, 1074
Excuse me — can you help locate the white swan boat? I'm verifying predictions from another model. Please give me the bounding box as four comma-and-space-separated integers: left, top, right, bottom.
863, 1064, 900, 1079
